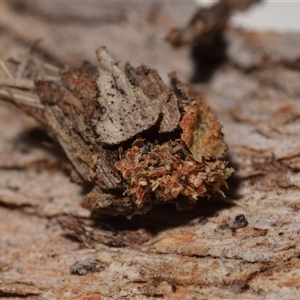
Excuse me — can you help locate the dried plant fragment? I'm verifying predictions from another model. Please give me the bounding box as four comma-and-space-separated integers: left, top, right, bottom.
35, 75, 123, 190
0, 47, 233, 217
124, 63, 180, 133
115, 139, 232, 210
94, 48, 180, 144
171, 73, 227, 161
167, 0, 262, 48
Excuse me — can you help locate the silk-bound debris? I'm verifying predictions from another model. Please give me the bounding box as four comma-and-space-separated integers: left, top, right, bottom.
0, 47, 233, 217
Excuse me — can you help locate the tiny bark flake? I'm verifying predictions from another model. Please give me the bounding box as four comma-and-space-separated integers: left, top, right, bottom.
1, 47, 233, 217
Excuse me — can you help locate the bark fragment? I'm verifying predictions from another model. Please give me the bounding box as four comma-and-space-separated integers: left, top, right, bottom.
171, 72, 227, 161
167, 0, 262, 48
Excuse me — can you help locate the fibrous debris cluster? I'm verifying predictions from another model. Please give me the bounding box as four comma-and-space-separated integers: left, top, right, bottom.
0, 47, 233, 217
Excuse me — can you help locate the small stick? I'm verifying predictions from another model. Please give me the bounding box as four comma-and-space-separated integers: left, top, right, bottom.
0, 78, 35, 90
0, 59, 13, 79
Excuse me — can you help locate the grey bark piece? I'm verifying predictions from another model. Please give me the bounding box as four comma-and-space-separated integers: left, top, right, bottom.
95, 47, 161, 145
124, 63, 180, 133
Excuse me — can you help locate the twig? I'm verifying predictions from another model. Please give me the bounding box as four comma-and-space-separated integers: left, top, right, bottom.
0, 87, 43, 108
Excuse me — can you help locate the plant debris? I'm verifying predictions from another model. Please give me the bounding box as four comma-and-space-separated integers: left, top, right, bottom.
230, 214, 249, 231
167, 0, 262, 48
0, 47, 233, 217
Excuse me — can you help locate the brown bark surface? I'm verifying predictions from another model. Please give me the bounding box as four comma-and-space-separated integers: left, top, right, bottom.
0, 2, 300, 299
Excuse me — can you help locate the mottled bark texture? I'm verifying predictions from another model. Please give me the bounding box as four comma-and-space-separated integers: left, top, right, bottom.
1, 1, 300, 300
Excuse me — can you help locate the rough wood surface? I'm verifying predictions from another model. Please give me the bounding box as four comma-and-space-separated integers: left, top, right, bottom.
0, 2, 300, 299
